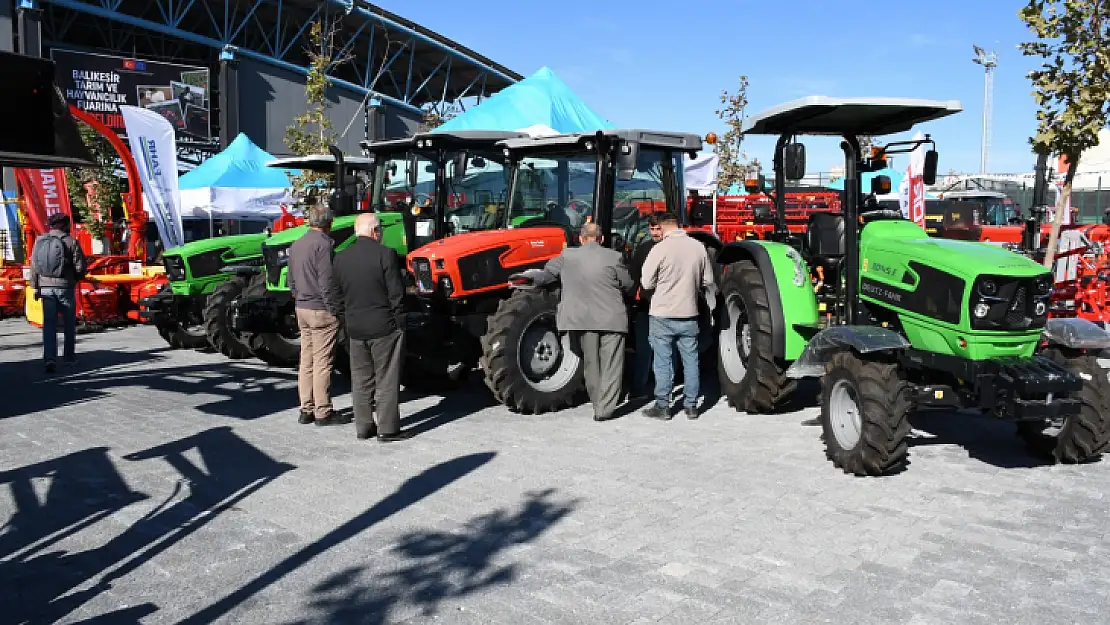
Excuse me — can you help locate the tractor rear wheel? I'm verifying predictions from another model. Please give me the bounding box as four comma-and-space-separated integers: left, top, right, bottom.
1017, 348, 1110, 463
241, 274, 300, 367
717, 260, 795, 413
480, 289, 584, 413
820, 352, 912, 476
203, 276, 252, 359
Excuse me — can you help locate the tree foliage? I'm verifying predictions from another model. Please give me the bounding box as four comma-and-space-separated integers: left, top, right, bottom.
65, 121, 126, 238
1019, 0, 1110, 264
714, 75, 761, 193
420, 104, 459, 132
284, 20, 350, 204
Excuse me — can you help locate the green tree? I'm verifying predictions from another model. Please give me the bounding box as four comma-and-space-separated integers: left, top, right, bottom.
419, 104, 459, 132
714, 75, 762, 193
1019, 0, 1110, 265
65, 121, 126, 238
284, 20, 350, 204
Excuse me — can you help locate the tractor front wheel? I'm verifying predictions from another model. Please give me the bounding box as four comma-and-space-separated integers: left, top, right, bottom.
480, 289, 584, 413
241, 274, 301, 367
1017, 348, 1110, 463
820, 352, 912, 476
156, 318, 208, 350
717, 260, 795, 413
203, 276, 252, 359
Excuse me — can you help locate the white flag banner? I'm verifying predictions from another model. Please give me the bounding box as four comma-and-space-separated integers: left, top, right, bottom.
120, 105, 184, 249
684, 153, 719, 191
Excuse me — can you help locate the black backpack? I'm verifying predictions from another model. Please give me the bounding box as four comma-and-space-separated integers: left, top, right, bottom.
32, 234, 70, 279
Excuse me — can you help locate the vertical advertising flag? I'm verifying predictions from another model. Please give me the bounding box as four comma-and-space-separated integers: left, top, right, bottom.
13, 168, 73, 235
120, 105, 184, 249
907, 132, 927, 229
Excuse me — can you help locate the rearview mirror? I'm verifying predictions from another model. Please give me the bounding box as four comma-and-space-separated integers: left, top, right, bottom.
407, 155, 418, 188
923, 150, 938, 185
784, 143, 806, 180
871, 175, 892, 195
452, 151, 468, 183
616, 141, 639, 182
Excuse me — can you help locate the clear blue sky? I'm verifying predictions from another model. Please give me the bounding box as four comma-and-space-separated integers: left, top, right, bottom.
379, 0, 1046, 175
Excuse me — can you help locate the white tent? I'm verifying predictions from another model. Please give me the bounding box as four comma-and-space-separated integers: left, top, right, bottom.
178, 133, 297, 220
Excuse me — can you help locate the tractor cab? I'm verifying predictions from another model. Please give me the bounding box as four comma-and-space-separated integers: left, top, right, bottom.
496, 129, 708, 259
267, 149, 377, 217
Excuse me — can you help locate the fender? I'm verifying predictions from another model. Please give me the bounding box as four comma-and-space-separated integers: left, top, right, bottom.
1043, 317, 1110, 350
785, 325, 911, 379
685, 229, 723, 253
718, 240, 818, 360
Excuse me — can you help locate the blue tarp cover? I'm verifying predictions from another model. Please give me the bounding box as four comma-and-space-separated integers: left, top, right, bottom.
434, 67, 615, 134
179, 133, 297, 190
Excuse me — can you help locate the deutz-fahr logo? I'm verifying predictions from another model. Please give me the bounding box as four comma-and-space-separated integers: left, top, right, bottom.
862, 280, 904, 303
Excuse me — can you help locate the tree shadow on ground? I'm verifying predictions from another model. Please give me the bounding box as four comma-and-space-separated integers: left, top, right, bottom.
179, 452, 500, 624
907, 409, 1048, 469
290, 488, 578, 624
0, 426, 295, 624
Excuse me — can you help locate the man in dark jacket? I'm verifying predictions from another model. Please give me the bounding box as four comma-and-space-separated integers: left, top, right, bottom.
333, 212, 411, 442
629, 214, 663, 399
287, 202, 346, 426
29, 213, 87, 373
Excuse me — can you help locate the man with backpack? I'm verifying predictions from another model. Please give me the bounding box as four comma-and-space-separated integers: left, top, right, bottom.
29, 213, 87, 373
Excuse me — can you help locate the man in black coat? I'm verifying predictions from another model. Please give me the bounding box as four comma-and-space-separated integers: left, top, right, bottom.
332, 212, 411, 442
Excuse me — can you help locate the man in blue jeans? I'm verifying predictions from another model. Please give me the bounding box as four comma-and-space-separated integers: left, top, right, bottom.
29, 213, 87, 373
638, 212, 716, 420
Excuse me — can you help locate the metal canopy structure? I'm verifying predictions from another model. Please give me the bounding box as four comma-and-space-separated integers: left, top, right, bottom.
35, 0, 521, 116
742, 96, 963, 137
498, 129, 704, 153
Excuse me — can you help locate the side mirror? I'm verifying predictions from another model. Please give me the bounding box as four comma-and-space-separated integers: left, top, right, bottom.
923, 150, 938, 185
452, 151, 468, 183
616, 141, 639, 182
389, 163, 398, 176
871, 175, 892, 195
406, 155, 418, 188
471, 156, 486, 168
784, 142, 806, 180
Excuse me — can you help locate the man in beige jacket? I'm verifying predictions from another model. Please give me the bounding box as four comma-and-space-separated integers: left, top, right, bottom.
639, 212, 716, 420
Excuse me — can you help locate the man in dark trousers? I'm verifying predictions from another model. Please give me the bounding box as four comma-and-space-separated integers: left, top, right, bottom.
629, 214, 664, 399
287, 201, 346, 426
333, 212, 411, 442
541, 222, 634, 421
29, 213, 87, 373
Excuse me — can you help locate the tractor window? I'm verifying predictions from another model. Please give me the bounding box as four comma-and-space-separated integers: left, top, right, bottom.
611, 149, 670, 254
983, 197, 1018, 225
444, 151, 509, 233
508, 154, 597, 230
371, 153, 417, 212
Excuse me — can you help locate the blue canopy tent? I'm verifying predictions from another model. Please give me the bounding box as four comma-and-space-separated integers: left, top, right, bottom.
433, 66, 615, 135
179, 133, 299, 220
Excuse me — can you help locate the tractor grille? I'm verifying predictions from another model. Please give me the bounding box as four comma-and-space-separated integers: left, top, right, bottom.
263, 243, 289, 287
411, 257, 434, 293
1005, 286, 1028, 327
970, 275, 1049, 330
188, 248, 229, 279
163, 255, 186, 281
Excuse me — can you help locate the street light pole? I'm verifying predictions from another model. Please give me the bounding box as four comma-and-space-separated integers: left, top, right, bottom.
972, 45, 998, 175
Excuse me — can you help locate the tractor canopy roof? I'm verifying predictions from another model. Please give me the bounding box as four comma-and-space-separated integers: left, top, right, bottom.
497, 129, 703, 155
742, 96, 962, 137
361, 130, 527, 153
266, 154, 375, 173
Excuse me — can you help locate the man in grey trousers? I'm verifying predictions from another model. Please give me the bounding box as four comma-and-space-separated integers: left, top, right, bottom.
332, 213, 411, 442
541, 222, 635, 421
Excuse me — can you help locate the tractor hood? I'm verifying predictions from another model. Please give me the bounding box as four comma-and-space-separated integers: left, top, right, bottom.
164, 233, 267, 258
264, 212, 405, 249
408, 226, 567, 262
861, 220, 1048, 280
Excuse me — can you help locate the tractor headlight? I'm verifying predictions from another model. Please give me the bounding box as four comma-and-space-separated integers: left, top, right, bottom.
1034, 300, 1047, 316
974, 302, 990, 319
979, 279, 998, 297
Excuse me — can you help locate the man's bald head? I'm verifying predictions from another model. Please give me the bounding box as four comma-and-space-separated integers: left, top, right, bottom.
355, 212, 382, 240
579, 222, 603, 244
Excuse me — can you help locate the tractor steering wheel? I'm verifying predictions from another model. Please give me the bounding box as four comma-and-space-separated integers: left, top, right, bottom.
413, 192, 433, 207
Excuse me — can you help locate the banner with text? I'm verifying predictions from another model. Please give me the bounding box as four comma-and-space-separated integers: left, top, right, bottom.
898, 132, 927, 229
121, 105, 185, 249
14, 168, 73, 235
51, 48, 211, 141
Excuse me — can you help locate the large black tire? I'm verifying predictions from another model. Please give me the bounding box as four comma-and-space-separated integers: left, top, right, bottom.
717, 260, 796, 413
1017, 347, 1110, 463
479, 289, 584, 413
203, 276, 253, 359
820, 352, 912, 476
240, 274, 300, 367
154, 295, 208, 350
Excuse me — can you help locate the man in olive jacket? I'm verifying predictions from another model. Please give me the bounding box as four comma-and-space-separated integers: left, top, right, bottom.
541, 222, 635, 421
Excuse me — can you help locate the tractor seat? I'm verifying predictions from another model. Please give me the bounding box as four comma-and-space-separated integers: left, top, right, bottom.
803, 211, 846, 279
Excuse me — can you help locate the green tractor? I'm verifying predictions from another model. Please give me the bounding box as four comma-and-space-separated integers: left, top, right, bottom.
140, 232, 267, 357
230, 131, 525, 376
714, 96, 1110, 475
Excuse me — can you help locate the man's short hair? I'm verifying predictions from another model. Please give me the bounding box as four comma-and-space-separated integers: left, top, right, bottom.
306, 202, 333, 229
656, 212, 678, 225
646, 213, 664, 227
579, 222, 601, 240
355, 212, 381, 237
47, 213, 70, 230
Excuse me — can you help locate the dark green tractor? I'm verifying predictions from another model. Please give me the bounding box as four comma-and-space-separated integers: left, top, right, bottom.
140, 233, 266, 357
714, 96, 1110, 475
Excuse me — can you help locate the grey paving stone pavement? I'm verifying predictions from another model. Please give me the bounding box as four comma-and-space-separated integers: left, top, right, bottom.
2, 318, 1110, 624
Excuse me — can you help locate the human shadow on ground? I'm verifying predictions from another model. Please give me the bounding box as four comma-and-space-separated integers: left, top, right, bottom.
0, 426, 295, 624
179, 452, 500, 624
906, 409, 1049, 469
286, 488, 577, 625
